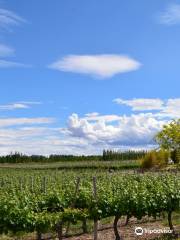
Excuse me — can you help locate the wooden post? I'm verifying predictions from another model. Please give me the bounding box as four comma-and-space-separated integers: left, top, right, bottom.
93, 177, 98, 240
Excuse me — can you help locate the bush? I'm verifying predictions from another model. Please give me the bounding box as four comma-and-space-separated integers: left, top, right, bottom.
141, 150, 169, 169
171, 149, 180, 164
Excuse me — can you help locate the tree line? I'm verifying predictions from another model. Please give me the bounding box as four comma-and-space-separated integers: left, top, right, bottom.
0, 150, 146, 163
102, 150, 147, 161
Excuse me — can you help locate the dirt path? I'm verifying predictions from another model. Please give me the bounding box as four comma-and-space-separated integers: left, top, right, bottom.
64, 218, 179, 240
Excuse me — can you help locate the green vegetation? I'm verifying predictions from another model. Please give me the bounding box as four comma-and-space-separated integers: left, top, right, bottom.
0, 160, 140, 171
156, 119, 180, 163
0, 150, 146, 164
0, 152, 101, 164
141, 149, 170, 169
102, 150, 146, 161
0, 169, 179, 239
0, 134, 179, 239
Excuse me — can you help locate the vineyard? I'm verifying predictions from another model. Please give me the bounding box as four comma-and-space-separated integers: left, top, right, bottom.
0, 169, 180, 240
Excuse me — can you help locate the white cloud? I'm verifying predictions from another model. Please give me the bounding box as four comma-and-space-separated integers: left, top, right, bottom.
0, 126, 94, 156
84, 112, 122, 122
0, 9, 28, 68
0, 111, 168, 156
62, 98, 180, 153
0, 59, 30, 68
49, 54, 141, 79
0, 8, 25, 30
0, 103, 29, 110
158, 4, 180, 25
0, 44, 14, 57
0, 101, 42, 111
0, 117, 54, 127
85, 112, 99, 118
159, 98, 180, 118
0, 98, 179, 155
114, 97, 180, 118
20, 101, 42, 105
67, 113, 165, 146
114, 98, 164, 111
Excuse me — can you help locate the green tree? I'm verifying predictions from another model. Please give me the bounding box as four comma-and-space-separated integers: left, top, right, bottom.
155, 119, 180, 163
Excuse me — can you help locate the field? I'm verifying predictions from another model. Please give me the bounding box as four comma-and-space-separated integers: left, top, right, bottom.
0, 158, 180, 240
0, 159, 139, 170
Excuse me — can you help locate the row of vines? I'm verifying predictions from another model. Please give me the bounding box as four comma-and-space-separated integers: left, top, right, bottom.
0, 172, 180, 239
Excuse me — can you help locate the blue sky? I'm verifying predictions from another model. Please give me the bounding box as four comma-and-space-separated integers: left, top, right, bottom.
0, 0, 180, 155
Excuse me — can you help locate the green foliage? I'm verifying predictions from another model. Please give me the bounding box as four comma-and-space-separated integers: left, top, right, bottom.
156, 119, 180, 163
0, 150, 146, 164
141, 150, 169, 169
141, 151, 155, 168
0, 153, 101, 164
171, 149, 180, 164
102, 150, 146, 161
0, 171, 179, 236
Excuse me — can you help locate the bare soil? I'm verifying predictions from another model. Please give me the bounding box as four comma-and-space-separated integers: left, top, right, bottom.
1, 218, 179, 240
64, 218, 180, 240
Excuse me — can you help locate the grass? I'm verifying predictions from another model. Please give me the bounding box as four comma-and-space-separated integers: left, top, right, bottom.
162, 211, 180, 227
0, 160, 140, 170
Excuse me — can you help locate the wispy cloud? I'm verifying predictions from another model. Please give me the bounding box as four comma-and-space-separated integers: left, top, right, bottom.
0, 101, 42, 111
0, 44, 14, 57
159, 98, 180, 118
0, 127, 92, 156
0, 9, 29, 68
0, 8, 26, 30
0, 59, 30, 68
114, 98, 180, 118
158, 3, 180, 25
20, 101, 42, 105
114, 98, 164, 111
0, 44, 29, 68
0, 117, 54, 128
0, 103, 28, 110
49, 54, 141, 79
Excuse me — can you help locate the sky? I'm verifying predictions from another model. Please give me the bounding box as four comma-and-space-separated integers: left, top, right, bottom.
0, 0, 180, 155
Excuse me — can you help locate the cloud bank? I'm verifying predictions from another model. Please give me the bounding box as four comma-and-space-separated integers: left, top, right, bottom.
67, 113, 164, 146
0, 98, 179, 155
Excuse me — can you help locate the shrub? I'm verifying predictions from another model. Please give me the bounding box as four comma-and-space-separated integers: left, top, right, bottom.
141, 150, 169, 169
171, 149, 180, 164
